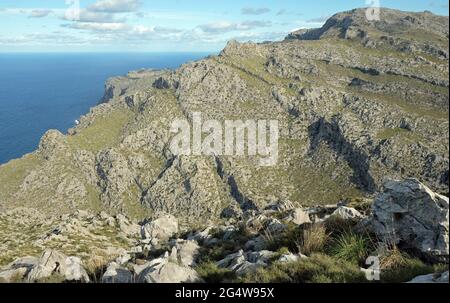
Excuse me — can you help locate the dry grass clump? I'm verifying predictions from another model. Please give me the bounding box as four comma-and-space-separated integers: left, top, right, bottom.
298, 224, 330, 256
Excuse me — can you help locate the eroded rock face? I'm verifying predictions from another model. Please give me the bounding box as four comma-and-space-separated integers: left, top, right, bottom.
371, 179, 449, 258
38, 130, 69, 160
96, 149, 134, 208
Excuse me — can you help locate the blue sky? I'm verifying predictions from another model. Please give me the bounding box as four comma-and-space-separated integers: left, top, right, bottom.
0, 0, 448, 52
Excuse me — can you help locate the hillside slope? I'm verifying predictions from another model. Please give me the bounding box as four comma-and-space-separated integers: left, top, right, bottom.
0, 8, 448, 227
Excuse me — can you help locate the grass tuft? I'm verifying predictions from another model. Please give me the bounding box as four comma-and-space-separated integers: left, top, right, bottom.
328, 231, 372, 265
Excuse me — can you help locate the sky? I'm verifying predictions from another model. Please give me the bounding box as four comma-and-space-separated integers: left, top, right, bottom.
0, 0, 448, 52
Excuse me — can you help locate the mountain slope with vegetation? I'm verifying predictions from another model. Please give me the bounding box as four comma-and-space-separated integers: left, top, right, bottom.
0, 8, 448, 283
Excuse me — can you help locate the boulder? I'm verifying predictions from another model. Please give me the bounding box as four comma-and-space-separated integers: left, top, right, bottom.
265, 218, 287, 234
64, 257, 91, 282
2, 256, 38, 271
244, 236, 266, 251
27, 249, 89, 283
169, 240, 200, 267
217, 250, 272, 276
102, 262, 134, 283
187, 227, 213, 244
137, 257, 200, 283
278, 253, 306, 263
330, 206, 365, 221
116, 214, 140, 237
141, 214, 179, 245
217, 250, 246, 270
268, 200, 296, 212
407, 271, 449, 283
0, 268, 29, 283
247, 250, 276, 264
370, 179, 449, 258
283, 208, 312, 225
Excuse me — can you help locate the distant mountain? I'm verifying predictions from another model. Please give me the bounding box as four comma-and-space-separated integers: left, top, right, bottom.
287, 8, 449, 59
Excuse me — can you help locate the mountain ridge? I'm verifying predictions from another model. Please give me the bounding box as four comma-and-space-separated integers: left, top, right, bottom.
0, 8, 448, 221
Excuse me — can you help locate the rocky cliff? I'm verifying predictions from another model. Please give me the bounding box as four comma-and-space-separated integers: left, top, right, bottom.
0, 8, 448, 277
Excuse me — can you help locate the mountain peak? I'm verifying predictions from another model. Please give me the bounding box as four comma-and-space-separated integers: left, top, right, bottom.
286, 8, 449, 59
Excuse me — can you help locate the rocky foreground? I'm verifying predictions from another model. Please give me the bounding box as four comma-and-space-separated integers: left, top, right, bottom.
0, 8, 448, 283
0, 178, 448, 283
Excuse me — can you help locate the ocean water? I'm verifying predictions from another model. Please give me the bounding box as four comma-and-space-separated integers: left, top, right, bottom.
0, 52, 209, 165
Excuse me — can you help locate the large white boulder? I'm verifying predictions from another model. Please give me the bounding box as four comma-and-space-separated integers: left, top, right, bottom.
27, 249, 90, 283
141, 214, 178, 245
137, 254, 200, 283
371, 179, 449, 258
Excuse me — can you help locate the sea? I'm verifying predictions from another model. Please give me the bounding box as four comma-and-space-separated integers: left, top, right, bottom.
0, 52, 209, 165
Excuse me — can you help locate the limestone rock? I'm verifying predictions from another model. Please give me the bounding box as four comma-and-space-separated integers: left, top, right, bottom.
407, 271, 449, 283
27, 249, 89, 283
330, 206, 365, 221
169, 240, 200, 267
0, 256, 37, 283
283, 208, 312, 225
141, 214, 179, 245
137, 255, 201, 283
38, 130, 68, 160
102, 262, 134, 283
370, 179, 449, 258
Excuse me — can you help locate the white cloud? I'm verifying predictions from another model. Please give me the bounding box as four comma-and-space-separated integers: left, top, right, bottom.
29, 9, 53, 18
199, 20, 272, 33
241, 7, 271, 15
88, 0, 142, 13
62, 8, 125, 23
63, 22, 130, 32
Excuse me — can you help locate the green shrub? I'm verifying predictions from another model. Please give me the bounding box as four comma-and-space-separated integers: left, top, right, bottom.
379, 249, 443, 283
265, 223, 303, 253
239, 253, 367, 283
196, 262, 237, 283
324, 216, 356, 235
329, 232, 372, 265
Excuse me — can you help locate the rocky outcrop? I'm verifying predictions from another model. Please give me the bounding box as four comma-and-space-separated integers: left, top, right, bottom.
370, 179, 449, 259
141, 214, 179, 245
27, 249, 90, 283
286, 8, 449, 59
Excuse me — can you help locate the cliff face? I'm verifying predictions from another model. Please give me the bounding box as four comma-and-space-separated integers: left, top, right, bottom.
0, 8, 448, 227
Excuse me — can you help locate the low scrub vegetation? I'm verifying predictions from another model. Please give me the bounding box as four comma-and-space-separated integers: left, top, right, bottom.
239, 253, 367, 283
